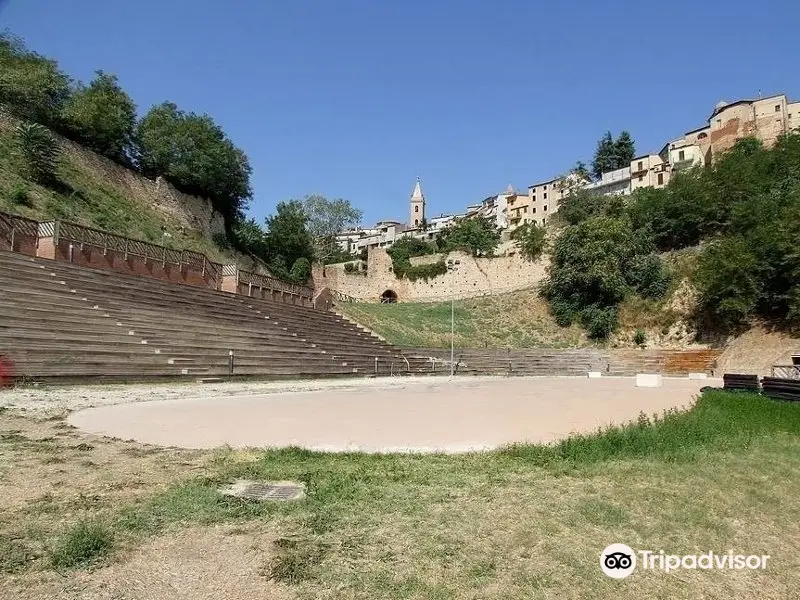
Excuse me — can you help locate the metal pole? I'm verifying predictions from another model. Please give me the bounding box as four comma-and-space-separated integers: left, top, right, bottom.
450, 292, 455, 377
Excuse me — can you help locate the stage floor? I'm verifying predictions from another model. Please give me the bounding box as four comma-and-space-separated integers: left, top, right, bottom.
67, 376, 717, 453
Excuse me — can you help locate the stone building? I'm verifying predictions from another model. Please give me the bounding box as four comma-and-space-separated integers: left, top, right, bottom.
707, 94, 800, 158
585, 166, 632, 196
630, 154, 671, 193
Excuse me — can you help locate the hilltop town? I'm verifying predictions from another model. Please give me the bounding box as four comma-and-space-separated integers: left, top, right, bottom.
337, 93, 800, 255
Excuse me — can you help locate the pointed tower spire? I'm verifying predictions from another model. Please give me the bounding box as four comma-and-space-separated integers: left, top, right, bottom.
409, 176, 425, 228
504, 183, 516, 195
412, 176, 424, 200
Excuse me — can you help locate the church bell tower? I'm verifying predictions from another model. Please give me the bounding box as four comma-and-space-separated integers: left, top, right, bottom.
409, 177, 425, 229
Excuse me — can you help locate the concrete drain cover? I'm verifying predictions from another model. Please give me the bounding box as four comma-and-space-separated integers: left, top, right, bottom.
219, 479, 305, 502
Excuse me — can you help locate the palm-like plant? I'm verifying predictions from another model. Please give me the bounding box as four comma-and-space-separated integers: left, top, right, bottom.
13, 122, 59, 184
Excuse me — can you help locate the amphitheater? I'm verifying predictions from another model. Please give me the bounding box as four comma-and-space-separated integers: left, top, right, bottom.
0, 210, 736, 451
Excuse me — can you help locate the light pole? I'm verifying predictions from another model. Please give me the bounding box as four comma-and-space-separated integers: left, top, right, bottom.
446, 259, 460, 377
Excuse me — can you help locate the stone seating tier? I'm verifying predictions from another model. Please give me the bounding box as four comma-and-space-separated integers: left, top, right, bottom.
0, 250, 428, 381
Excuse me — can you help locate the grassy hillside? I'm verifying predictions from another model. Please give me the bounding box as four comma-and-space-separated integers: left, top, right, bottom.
338, 288, 591, 348
338, 250, 703, 349
0, 123, 231, 263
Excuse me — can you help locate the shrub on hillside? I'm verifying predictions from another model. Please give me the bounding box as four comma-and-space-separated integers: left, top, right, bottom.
13, 122, 59, 185
8, 182, 31, 206
289, 257, 311, 283
510, 222, 547, 261
438, 216, 500, 257
542, 216, 668, 339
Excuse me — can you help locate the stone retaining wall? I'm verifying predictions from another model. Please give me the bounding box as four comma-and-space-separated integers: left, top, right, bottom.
312, 247, 547, 303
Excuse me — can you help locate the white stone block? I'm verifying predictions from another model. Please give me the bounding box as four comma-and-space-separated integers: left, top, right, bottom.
636, 373, 663, 388
587, 371, 602, 378
688, 372, 708, 380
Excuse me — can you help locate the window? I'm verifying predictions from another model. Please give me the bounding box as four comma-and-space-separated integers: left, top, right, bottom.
542, 218, 546, 225
414, 205, 419, 213
414, 219, 419, 226
544, 192, 548, 200
638, 175, 644, 182
544, 205, 548, 211
775, 104, 781, 113
532, 195, 536, 201
698, 132, 708, 140
657, 173, 664, 185
523, 207, 527, 213
532, 207, 536, 214
678, 150, 685, 161
716, 119, 722, 126
543, 184, 548, 190
637, 161, 643, 171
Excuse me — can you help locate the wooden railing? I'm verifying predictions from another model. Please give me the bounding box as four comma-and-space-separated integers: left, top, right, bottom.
0, 212, 39, 252
772, 365, 800, 380
50, 220, 223, 288
238, 268, 313, 299
0, 210, 308, 300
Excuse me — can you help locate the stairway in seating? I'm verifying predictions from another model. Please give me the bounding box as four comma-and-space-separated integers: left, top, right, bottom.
0, 250, 425, 382
401, 347, 607, 376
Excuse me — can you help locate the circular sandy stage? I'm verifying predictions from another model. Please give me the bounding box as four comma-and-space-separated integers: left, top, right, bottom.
67, 377, 716, 453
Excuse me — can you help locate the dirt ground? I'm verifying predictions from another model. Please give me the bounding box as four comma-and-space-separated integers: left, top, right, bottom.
717, 326, 800, 375
64, 377, 716, 452
0, 409, 303, 600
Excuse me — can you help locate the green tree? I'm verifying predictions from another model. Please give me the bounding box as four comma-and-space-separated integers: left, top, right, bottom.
591, 131, 636, 179
439, 216, 501, 256
0, 32, 71, 128
591, 132, 616, 179
135, 102, 252, 223
264, 200, 314, 277
614, 130, 636, 168
573, 160, 590, 181
230, 217, 270, 261
694, 237, 760, 328
61, 71, 136, 164
511, 222, 547, 261
13, 122, 59, 184
289, 257, 312, 284
542, 216, 668, 338
301, 194, 362, 261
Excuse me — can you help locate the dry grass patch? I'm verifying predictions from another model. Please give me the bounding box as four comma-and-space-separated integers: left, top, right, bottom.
339, 288, 589, 348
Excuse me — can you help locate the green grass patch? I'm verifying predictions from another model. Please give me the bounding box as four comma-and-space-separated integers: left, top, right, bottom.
503, 390, 800, 464
49, 520, 114, 569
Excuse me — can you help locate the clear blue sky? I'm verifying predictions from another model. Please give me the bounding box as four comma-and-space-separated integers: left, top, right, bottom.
2, 1, 799, 226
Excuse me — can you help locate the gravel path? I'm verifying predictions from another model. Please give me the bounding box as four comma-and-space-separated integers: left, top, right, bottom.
0, 376, 429, 418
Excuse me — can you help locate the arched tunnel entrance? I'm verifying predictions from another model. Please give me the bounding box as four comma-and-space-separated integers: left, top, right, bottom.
380, 289, 398, 304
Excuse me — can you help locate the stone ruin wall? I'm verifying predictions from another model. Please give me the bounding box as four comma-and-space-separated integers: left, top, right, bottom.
312, 247, 548, 302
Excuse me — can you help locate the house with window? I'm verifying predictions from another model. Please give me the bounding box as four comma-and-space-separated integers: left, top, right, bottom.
629, 154, 671, 193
